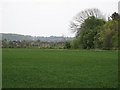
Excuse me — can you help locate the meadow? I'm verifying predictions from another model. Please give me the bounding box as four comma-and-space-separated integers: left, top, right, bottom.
2, 49, 118, 88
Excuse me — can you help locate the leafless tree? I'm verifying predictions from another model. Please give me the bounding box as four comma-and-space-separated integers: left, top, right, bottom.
69, 8, 106, 34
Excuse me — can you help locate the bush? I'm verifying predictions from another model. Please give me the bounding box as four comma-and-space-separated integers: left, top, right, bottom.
64, 42, 71, 49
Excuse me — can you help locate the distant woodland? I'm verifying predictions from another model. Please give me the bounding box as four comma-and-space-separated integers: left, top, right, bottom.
0, 33, 73, 42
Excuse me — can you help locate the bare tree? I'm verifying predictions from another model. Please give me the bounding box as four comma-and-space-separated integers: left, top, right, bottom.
69, 8, 106, 34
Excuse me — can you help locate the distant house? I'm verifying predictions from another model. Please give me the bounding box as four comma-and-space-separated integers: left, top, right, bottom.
1, 40, 64, 48
39, 42, 64, 47
0, 41, 2, 47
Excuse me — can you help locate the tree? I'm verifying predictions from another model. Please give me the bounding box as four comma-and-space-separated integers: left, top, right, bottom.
70, 8, 106, 36
96, 20, 118, 49
64, 41, 71, 49
8, 41, 14, 48
111, 32, 118, 49
2, 39, 8, 48
72, 16, 105, 49
36, 39, 41, 43
35, 39, 41, 47
21, 40, 30, 48
111, 12, 120, 21
71, 38, 81, 49
69, 9, 118, 50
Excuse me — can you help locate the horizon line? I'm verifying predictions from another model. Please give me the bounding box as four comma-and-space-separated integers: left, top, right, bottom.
0, 32, 74, 38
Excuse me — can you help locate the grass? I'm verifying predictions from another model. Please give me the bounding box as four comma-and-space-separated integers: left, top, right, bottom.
2, 48, 118, 88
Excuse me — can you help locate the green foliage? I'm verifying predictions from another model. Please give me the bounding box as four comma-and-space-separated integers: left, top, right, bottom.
111, 32, 118, 49
70, 39, 81, 49
64, 41, 71, 49
39, 46, 63, 49
82, 16, 105, 30
36, 39, 41, 42
96, 20, 118, 49
71, 13, 118, 50
3, 49, 118, 88
80, 29, 98, 49
71, 16, 105, 49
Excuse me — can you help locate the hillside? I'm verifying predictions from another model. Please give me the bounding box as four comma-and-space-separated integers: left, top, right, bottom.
0, 33, 73, 42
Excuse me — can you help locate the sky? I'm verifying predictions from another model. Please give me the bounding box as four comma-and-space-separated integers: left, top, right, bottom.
0, 0, 119, 37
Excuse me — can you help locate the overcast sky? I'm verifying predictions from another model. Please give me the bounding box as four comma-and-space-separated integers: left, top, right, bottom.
0, 0, 119, 37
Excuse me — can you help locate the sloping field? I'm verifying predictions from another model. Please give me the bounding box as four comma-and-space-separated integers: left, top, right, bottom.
2, 49, 118, 88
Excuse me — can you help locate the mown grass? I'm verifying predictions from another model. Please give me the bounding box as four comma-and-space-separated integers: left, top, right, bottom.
2, 49, 118, 88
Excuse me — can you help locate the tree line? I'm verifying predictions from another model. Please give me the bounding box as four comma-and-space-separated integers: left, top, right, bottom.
1, 8, 119, 50
64, 8, 119, 50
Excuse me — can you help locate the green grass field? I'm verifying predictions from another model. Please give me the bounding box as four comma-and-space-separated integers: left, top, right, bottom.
2, 49, 118, 88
